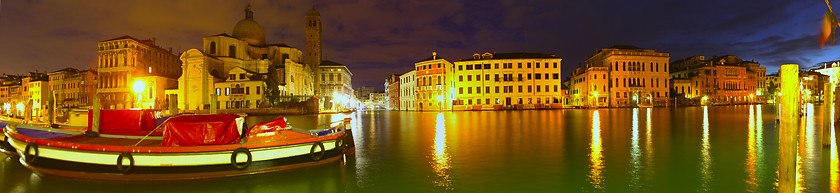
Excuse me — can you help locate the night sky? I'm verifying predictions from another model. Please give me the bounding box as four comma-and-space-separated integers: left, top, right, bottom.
2, 0, 840, 89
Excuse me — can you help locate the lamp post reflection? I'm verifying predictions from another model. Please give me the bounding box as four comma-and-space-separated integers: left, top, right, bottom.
700, 106, 711, 192
746, 105, 758, 192
432, 113, 452, 189
588, 110, 604, 190
629, 108, 641, 190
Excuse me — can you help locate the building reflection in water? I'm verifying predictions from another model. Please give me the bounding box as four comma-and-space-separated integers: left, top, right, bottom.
700, 106, 711, 192
629, 108, 641, 190
588, 110, 605, 190
746, 105, 758, 192
432, 113, 452, 189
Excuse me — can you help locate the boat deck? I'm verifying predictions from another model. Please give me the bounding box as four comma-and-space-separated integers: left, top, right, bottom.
56, 136, 163, 147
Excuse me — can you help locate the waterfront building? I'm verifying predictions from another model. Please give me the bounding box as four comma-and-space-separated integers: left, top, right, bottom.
97, 35, 181, 110
385, 74, 400, 110
414, 52, 454, 111
800, 70, 830, 102
176, 5, 314, 111
814, 61, 840, 84
399, 70, 417, 111
569, 45, 670, 107
0, 75, 23, 116
22, 72, 49, 119
453, 52, 563, 110
320, 60, 353, 110
48, 68, 81, 116
670, 55, 765, 104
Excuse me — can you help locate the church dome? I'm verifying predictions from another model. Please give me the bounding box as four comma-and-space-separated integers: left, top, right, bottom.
232, 5, 266, 46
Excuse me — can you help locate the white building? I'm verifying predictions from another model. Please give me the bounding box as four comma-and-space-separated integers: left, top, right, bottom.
399, 70, 416, 110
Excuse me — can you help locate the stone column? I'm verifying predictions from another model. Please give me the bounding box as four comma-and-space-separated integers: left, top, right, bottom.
210, 94, 217, 114
778, 64, 799, 193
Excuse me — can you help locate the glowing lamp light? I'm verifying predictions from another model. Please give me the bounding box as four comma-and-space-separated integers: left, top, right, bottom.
16, 103, 24, 111
132, 80, 146, 94
437, 95, 444, 101
3, 103, 9, 112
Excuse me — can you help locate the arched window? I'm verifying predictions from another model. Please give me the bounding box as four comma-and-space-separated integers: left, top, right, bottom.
209, 42, 216, 54
229, 45, 236, 58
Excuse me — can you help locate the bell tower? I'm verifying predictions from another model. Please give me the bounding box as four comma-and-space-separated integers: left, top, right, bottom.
305, 7, 322, 96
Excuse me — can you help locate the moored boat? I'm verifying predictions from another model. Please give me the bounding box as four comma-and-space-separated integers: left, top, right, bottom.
2, 111, 354, 181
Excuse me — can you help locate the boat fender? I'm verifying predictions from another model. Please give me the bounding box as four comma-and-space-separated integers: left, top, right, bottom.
310, 141, 325, 161
116, 152, 134, 173
24, 143, 38, 164
231, 148, 252, 170
335, 135, 345, 149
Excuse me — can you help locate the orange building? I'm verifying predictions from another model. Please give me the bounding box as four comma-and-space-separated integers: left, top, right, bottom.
669, 55, 766, 104
414, 52, 454, 111
568, 45, 670, 107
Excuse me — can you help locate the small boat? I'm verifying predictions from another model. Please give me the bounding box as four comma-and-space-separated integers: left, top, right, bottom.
2, 110, 354, 181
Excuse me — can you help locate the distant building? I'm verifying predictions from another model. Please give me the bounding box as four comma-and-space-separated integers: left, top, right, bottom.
765, 73, 780, 102
96, 35, 181, 109
800, 70, 830, 103
355, 86, 375, 103
367, 92, 387, 109
385, 74, 400, 110
0, 74, 23, 117
453, 52, 563, 110
814, 61, 840, 84
22, 72, 49, 120
414, 52, 454, 111
399, 71, 417, 111
48, 68, 83, 116
320, 60, 353, 110
670, 55, 766, 104
569, 45, 670, 107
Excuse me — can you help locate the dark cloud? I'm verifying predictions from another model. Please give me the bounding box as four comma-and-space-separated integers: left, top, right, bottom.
1, 0, 839, 88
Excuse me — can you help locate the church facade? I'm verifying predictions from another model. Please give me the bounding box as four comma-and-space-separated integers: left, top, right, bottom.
175, 5, 317, 111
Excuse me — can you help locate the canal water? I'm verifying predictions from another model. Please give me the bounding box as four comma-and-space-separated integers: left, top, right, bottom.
0, 105, 836, 192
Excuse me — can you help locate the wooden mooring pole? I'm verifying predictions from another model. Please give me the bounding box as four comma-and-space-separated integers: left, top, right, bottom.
778, 64, 799, 193
824, 83, 833, 148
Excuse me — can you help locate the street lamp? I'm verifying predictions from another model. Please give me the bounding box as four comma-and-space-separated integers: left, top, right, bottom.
133, 80, 146, 109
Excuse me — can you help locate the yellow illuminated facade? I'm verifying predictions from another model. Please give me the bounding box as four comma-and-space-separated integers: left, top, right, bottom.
22, 73, 49, 118
0, 75, 23, 117
415, 52, 454, 111
177, 5, 314, 111
571, 45, 670, 108
97, 35, 181, 109
453, 52, 563, 110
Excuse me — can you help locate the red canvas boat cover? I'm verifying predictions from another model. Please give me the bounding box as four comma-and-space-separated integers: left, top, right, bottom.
88, 109, 159, 136
245, 116, 290, 143
161, 114, 243, 146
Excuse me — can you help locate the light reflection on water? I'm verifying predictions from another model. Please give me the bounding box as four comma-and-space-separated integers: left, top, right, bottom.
588, 110, 604, 190
746, 105, 758, 192
432, 113, 452, 189
629, 108, 641, 190
831, 124, 838, 193
700, 106, 712, 192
